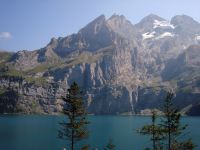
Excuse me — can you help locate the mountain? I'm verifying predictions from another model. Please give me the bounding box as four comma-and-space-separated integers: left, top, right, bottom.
0, 14, 200, 115
171, 15, 200, 35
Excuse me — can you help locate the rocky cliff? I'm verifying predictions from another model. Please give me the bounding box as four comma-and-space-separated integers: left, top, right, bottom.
0, 14, 200, 115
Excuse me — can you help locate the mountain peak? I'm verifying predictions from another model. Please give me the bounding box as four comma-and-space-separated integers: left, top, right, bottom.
78, 14, 106, 34
107, 14, 131, 27
108, 14, 126, 21
171, 15, 200, 34
2, 13, 200, 115
140, 14, 165, 23
49, 37, 57, 44
135, 14, 166, 32
80, 15, 105, 29
106, 14, 135, 38
171, 15, 199, 25
93, 14, 106, 22
47, 37, 58, 49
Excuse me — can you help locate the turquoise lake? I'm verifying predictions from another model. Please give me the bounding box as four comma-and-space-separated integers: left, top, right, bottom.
0, 115, 199, 150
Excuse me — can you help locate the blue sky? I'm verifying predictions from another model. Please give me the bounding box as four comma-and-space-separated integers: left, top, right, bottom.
0, 0, 200, 51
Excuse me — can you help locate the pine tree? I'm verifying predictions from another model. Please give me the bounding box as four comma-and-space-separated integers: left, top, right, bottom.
161, 92, 195, 150
138, 91, 195, 150
138, 110, 164, 150
59, 82, 89, 150
81, 144, 90, 150
104, 139, 116, 150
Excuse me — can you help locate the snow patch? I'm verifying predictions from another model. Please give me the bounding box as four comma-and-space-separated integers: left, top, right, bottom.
142, 31, 156, 40
196, 35, 200, 40
153, 20, 175, 29
156, 32, 174, 39
183, 45, 187, 49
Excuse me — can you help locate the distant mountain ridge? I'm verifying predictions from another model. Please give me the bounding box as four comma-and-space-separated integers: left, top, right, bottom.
0, 14, 200, 115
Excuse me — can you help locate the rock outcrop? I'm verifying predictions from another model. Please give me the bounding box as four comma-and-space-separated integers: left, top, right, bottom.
0, 14, 200, 115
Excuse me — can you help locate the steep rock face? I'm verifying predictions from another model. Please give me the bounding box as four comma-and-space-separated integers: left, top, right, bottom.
88, 86, 135, 114
1, 14, 200, 115
11, 50, 40, 71
162, 45, 200, 80
171, 15, 200, 35
107, 14, 136, 39
50, 38, 136, 114
135, 14, 166, 33
188, 103, 200, 116
0, 76, 67, 114
78, 15, 113, 51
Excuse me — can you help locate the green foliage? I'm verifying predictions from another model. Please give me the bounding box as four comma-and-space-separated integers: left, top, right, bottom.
0, 75, 24, 85
0, 89, 19, 113
179, 139, 196, 149
169, 80, 177, 88
138, 110, 164, 150
139, 92, 196, 150
81, 144, 90, 150
0, 65, 24, 77
160, 92, 195, 150
0, 88, 6, 95
181, 86, 193, 93
0, 64, 49, 86
30, 101, 42, 113
56, 46, 114, 69
0, 51, 13, 62
25, 77, 47, 85
104, 139, 116, 150
27, 65, 50, 74
58, 82, 89, 150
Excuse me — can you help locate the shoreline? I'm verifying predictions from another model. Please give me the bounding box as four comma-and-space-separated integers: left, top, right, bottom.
0, 113, 199, 117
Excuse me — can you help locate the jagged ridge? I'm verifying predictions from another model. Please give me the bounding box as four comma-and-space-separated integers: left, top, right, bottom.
0, 14, 200, 115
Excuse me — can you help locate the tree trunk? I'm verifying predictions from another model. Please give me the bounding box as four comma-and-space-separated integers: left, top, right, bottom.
153, 125, 156, 150
168, 129, 171, 150
71, 129, 74, 150
168, 114, 171, 150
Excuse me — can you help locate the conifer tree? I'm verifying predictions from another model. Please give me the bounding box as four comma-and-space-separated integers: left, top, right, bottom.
81, 144, 90, 150
138, 91, 196, 150
59, 82, 89, 150
104, 139, 116, 150
138, 110, 164, 150
161, 92, 195, 150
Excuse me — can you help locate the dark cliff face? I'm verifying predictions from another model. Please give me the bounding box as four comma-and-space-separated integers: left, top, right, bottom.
1, 14, 200, 115
171, 15, 200, 35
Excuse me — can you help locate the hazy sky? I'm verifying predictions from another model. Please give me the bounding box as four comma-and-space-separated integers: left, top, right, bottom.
0, 0, 200, 51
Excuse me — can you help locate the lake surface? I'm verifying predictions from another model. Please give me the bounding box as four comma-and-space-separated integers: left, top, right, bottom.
0, 115, 199, 150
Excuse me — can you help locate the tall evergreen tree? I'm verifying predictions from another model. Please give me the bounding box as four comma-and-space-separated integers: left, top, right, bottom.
59, 82, 89, 150
104, 139, 116, 150
138, 110, 164, 150
161, 92, 195, 150
138, 91, 196, 150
